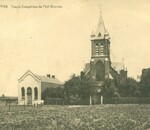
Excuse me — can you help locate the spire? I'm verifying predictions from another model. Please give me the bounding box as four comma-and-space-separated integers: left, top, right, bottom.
91, 0, 109, 40
100, 0, 102, 16
94, 15, 106, 39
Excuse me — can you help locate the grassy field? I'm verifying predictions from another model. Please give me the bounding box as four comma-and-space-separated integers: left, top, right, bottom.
0, 105, 150, 130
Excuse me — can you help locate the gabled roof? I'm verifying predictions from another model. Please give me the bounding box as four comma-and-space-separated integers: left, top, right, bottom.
35, 75, 62, 85
83, 63, 90, 76
18, 70, 40, 83
82, 61, 125, 79
111, 62, 125, 73
109, 73, 113, 79
18, 70, 62, 85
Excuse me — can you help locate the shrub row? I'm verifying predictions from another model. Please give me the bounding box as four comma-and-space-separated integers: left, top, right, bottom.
104, 97, 150, 104
44, 97, 150, 105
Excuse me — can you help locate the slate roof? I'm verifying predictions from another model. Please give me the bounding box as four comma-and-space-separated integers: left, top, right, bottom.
94, 15, 106, 38
35, 74, 62, 85
111, 62, 125, 73
83, 63, 90, 75
18, 70, 62, 85
83, 62, 125, 76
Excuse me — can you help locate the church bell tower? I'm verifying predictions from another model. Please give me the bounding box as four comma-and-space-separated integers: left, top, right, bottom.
90, 14, 111, 81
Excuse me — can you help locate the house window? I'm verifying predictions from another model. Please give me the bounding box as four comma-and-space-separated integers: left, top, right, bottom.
34, 87, 38, 100
21, 87, 25, 100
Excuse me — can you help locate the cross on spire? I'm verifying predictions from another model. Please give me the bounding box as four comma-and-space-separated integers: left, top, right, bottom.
91, 0, 109, 39
99, 0, 102, 16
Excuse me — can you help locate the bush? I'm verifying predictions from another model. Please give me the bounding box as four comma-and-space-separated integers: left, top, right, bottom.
104, 97, 150, 104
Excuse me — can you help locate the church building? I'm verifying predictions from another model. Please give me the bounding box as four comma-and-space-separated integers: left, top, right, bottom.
18, 70, 62, 105
82, 13, 127, 88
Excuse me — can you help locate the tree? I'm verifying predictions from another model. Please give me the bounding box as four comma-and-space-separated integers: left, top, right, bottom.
139, 68, 150, 97
79, 75, 95, 98
41, 87, 63, 101
63, 74, 80, 104
63, 74, 96, 105
118, 78, 139, 97
103, 79, 120, 98
63, 74, 95, 98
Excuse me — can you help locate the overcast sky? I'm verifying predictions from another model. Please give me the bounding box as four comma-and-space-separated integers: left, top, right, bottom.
0, 0, 150, 96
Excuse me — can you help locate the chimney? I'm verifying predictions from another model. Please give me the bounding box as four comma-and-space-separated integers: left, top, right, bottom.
52, 75, 55, 78
47, 74, 51, 78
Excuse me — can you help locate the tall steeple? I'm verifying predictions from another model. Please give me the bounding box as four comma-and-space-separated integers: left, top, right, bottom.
91, 0, 109, 40
90, 14, 110, 58
91, 15, 110, 40
90, 2, 111, 81
94, 15, 106, 39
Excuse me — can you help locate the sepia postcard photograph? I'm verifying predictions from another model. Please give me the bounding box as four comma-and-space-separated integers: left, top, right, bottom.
0, 0, 150, 129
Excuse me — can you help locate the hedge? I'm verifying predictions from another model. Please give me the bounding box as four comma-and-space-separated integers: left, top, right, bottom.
44, 97, 150, 105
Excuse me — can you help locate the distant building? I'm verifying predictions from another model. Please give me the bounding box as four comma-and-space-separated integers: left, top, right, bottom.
18, 70, 62, 105
82, 14, 127, 87
0, 96, 18, 106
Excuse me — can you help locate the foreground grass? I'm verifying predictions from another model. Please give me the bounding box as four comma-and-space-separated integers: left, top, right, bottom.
0, 105, 150, 130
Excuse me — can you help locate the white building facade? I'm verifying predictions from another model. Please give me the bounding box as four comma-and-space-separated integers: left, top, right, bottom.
18, 70, 62, 105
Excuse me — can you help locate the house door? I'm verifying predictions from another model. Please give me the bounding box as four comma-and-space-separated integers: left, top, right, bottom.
27, 87, 32, 105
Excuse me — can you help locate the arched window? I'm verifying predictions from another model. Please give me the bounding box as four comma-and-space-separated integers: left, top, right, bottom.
96, 60, 105, 81
27, 87, 32, 95
34, 87, 38, 100
21, 87, 25, 100
27, 87, 32, 105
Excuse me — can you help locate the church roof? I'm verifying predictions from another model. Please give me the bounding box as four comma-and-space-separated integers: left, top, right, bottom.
83, 62, 125, 77
83, 63, 90, 75
111, 62, 125, 73
35, 74, 62, 85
